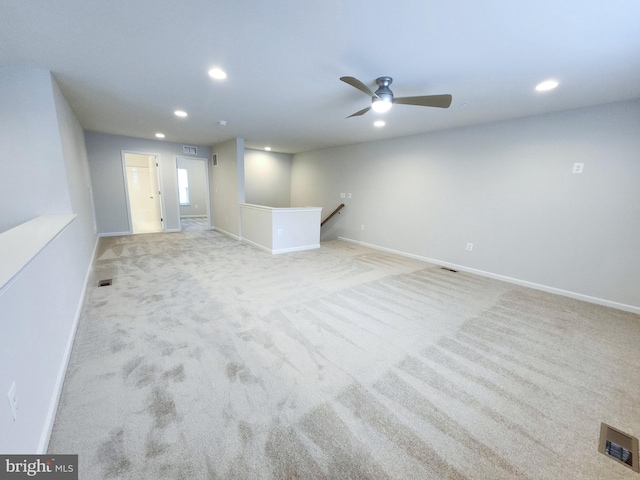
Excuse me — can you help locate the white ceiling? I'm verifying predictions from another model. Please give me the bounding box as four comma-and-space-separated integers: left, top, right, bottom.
2, 0, 640, 154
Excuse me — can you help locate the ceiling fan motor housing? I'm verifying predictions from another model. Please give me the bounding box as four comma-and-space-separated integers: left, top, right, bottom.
374, 76, 394, 103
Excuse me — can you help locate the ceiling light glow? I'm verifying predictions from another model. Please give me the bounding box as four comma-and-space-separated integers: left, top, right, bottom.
371, 99, 392, 113
264, 147, 272, 151
535, 80, 559, 92
155, 133, 165, 139
174, 110, 188, 117
208, 67, 227, 80
374, 120, 386, 127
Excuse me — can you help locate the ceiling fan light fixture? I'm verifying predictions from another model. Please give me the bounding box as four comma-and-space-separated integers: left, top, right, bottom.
372, 98, 392, 113
374, 120, 386, 127
340, 75, 452, 118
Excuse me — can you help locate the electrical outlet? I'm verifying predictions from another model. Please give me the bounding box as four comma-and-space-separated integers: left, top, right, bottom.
347, 193, 352, 199
277, 228, 283, 236
466, 243, 473, 251
361, 224, 365, 231
7, 382, 17, 421
195, 204, 199, 209
340, 193, 346, 198
572, 162, 584, 174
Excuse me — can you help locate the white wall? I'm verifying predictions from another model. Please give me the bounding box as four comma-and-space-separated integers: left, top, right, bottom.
0, 67, 97, 453
291, 100, 640, 312
0, 68, 72, 233
244, 149, 292, 207
85, 132, 211, 234
177, 157, 208, 217
210, 138, 245, 238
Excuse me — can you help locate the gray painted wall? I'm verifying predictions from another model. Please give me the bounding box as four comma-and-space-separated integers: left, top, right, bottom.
291, 100, 640, 311
0, 67, 97, 452
244, 149, 292, 207
177, 157, 208, 217
210, 138, 245, 238
85, 132, 211, 234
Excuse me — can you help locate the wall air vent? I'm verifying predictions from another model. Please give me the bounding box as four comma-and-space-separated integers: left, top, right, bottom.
598, 423, 639, 472
211, 153, 218, 166
183, 145, 197, 155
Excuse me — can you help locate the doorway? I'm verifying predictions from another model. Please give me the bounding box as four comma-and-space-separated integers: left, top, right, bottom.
176, 156, 211, 232
123, 152, 164, 234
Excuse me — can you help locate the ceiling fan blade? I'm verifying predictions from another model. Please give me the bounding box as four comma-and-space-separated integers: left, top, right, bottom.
340, 76, 379, 98
346, 106, 372, 118
393, 94, 452, 108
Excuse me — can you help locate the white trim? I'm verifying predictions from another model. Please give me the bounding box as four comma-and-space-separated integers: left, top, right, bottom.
242, 238, 320, 255
165, 228, 180, 233
180, 215, 208, 219
242, 238, 271, 253
272, 244, 320, 254
338, 237, 640, 315
38, 234, 99, 453
98, 231, 130, 238
213, 227, 240, 241
240, 203, 322, 214
203, 156, 212, 230
0, 215, 77, 293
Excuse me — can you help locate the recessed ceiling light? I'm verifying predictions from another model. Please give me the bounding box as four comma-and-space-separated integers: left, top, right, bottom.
374, 120, 386, 127
174, 110, 188, 118
264, 147, 272, 151
535, 80, 559, 92
218, 120, 228, 126
208, 67, 227, 80
155, 133, 165, 139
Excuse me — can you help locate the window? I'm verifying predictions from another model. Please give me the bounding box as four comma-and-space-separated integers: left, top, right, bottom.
178, 168, 190, 205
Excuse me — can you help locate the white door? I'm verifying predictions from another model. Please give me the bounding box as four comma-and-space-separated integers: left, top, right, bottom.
124, 153, 163, 234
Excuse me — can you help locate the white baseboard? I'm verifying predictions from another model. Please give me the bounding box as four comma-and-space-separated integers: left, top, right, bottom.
165, 228, 180, 233
38, 235, 99, 453
241, 239, 320, 255
180, 215, 207, 219
272, 244, 320, 254
241, 238, 272, 254
98, 231, 130, 237
338, 237, 640, 315
213, 227, 240, 241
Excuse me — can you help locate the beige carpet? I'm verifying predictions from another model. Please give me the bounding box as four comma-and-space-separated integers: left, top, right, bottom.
48, 229, 640, 479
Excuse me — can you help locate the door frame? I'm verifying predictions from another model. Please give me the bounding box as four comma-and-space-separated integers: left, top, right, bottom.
175, 155, 211, 231
121, 150, 165, 234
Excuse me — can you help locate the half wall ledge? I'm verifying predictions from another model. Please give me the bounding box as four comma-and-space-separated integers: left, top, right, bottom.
240, 204, 322, 254
0, 214, 77, 293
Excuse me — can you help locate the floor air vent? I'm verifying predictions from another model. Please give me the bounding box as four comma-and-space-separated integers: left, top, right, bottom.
440, 267, 458, 273
98, 279, 113, 287
598, 423, 639, 472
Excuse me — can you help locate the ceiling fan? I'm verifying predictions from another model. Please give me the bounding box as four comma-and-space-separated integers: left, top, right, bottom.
340, 76, 452, 118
